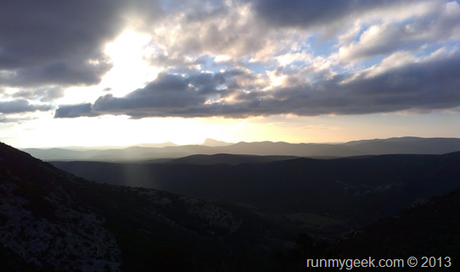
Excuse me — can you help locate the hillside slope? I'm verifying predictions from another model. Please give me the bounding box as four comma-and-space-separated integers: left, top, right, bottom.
0, 142, 294, 271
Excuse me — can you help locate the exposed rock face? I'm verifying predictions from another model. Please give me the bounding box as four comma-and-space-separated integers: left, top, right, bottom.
0, 142, 122, 271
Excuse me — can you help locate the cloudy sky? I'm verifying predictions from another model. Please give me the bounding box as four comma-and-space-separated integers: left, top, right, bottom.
1, 0, 459, 147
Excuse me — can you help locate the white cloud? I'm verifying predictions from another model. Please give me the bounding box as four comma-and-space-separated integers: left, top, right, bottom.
338, 0, 460, 64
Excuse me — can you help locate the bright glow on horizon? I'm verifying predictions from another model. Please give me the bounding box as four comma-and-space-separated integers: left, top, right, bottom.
2, 110, 459, 149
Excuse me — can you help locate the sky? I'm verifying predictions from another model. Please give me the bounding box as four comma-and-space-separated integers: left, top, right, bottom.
1, 0, 459, 148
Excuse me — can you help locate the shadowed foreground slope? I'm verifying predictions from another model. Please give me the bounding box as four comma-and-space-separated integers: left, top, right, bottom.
270, 188, 460, 272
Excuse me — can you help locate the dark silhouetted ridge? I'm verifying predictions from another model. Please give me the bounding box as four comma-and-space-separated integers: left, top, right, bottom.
168, 153, 299, 165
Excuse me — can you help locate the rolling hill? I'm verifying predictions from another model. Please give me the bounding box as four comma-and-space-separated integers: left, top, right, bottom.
53, 152, 460, 232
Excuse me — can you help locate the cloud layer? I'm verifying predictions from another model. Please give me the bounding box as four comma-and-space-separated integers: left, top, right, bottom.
0, 99, 51, 114
56, 51, 460, 118
1, 0, 459, 121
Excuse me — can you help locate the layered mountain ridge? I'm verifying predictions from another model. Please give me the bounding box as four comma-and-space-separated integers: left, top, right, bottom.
23, 137, 460, 161
53, 152, 460, 228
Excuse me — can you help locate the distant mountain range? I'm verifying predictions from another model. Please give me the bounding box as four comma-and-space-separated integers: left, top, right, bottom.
163, 154, 299, 165
202, 138, 233, 147
22, 137, 460, 161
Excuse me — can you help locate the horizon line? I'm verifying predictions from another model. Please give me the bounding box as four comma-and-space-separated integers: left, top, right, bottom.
16, 136, 460, 150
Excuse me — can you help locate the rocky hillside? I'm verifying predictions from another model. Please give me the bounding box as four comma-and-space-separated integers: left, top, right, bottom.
0, 142, 122, 271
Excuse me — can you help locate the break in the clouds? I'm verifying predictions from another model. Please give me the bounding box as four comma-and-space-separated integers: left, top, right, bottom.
0, 0, 162, 89
1, 0, 459, 121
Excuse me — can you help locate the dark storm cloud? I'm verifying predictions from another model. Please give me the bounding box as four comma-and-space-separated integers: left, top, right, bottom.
288, 54, 460, 116
4, 60, 114, 87
343, 55, 460, 113
54, 70, 251, 118
92, 74, 203, 114
0, 0, 162, 88
11, 87, 64, 102
250, 0, 407, 29
0, 99, 52, 114
54, 103, 97, 118
54, 53, 460, 118
0, 0, 120, 87
90, 71, 239, 116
